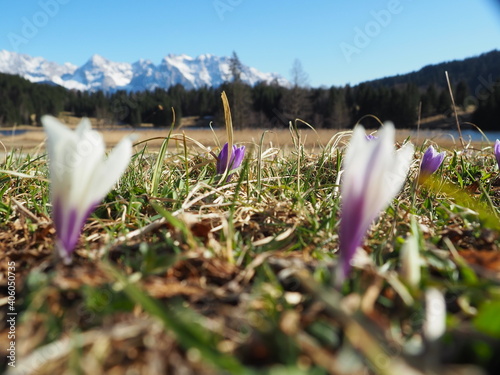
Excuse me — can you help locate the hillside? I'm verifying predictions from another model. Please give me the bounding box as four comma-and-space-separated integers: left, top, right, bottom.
365, 50, 500, 89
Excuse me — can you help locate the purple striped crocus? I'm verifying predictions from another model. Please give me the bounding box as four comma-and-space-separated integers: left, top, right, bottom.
216, 142, 246, 181
494, 139, 500, 169
42, 116, 132, 264
337, 122, 414, 284
419, 145, 445, 182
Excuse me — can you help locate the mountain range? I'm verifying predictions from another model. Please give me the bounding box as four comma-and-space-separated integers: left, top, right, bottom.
0, 50, 289, 92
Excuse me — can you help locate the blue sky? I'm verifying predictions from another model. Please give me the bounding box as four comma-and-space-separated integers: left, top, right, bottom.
1, 0, 500, 87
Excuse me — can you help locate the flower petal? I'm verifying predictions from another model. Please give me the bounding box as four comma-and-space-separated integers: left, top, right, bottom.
68, 123, 106, 211
338, 122, 414, 283
42, 115, 78, 184
420, 145, 445, 176
494, 139, 500, 168
75, 117, 92, 136
230, 145, 245, 171
217, 143, 229, 175
424, 288, 446, 341
88, 135, 133, 202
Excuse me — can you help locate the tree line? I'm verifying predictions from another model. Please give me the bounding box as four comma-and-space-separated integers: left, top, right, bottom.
0, 52, 499, 130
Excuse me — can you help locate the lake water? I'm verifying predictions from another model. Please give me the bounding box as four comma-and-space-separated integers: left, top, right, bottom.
1, 127, 499, 145
415, 129, 500, 143
0, 129, 27, 136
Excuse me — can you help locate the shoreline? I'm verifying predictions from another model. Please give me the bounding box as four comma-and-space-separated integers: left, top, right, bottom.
0, 125, 496, 153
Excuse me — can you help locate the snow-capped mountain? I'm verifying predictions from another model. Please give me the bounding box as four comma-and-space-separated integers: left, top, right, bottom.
0, 50, 77, 84
0, 50, 288, 92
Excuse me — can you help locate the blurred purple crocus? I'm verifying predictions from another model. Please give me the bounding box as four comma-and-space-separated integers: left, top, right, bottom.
494, 139, 500, 169
419, 145, 445, 182
216, 142, 246, 181
42, 116, 132, 264
337, 122, 414, 284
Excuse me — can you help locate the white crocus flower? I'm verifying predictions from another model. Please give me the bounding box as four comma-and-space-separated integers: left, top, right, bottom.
400, 233, 421, 288
42, 115, 133, 264
337, 122, 414, 283
423, 288, 446, 341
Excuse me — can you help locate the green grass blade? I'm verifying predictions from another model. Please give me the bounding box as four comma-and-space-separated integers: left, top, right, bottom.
105, 263, 251, 375
150, 108, 176, 196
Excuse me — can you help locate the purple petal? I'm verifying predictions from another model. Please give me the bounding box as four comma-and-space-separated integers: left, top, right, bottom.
420, 146, 445, 176
230, 145, 246, 170
64, 208, 79, 254
53, 196, 64, 242
494, 140, 500, 169
338, 194, 369, 281
216, 143, 246, 181
225, 145, 246, 181
216, 143, 229, 175
338, 137, 386, 281
52, 197, 98, 262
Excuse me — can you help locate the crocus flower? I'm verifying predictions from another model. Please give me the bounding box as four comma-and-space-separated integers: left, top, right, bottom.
400, 232, 421, 288
216, 142, 246, 181
423, 288, 446, 342
337, 122, 414, 284
419, 145, 445, 182
494, 139, 500, 169
42, 115, 132, 264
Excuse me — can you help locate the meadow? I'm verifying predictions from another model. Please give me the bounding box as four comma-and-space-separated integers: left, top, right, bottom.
1, 109, 500, 374
0, 113, 479, 152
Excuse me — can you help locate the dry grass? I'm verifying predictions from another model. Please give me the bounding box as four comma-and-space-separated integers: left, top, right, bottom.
0, 121, 485, 154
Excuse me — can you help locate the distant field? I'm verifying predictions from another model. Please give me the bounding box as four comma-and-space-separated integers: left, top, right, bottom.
0, 120, 488, 153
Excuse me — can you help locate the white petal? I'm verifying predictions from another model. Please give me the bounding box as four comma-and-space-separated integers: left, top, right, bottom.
389, 142, 415, 195
42, 115, 76, 147
42, 115, 78, 198
358, 123, 395, 221
341, 125, 380, 201
42, 115, 77, 175
343, 125, 369, 168
424, 288, 446, 341
400, 233, 421, 287
342, 122, 413, 235
366, 123, 413, 216
76, 117, 92, 137
68, 125, 106, 211
87, 135, 133, 202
